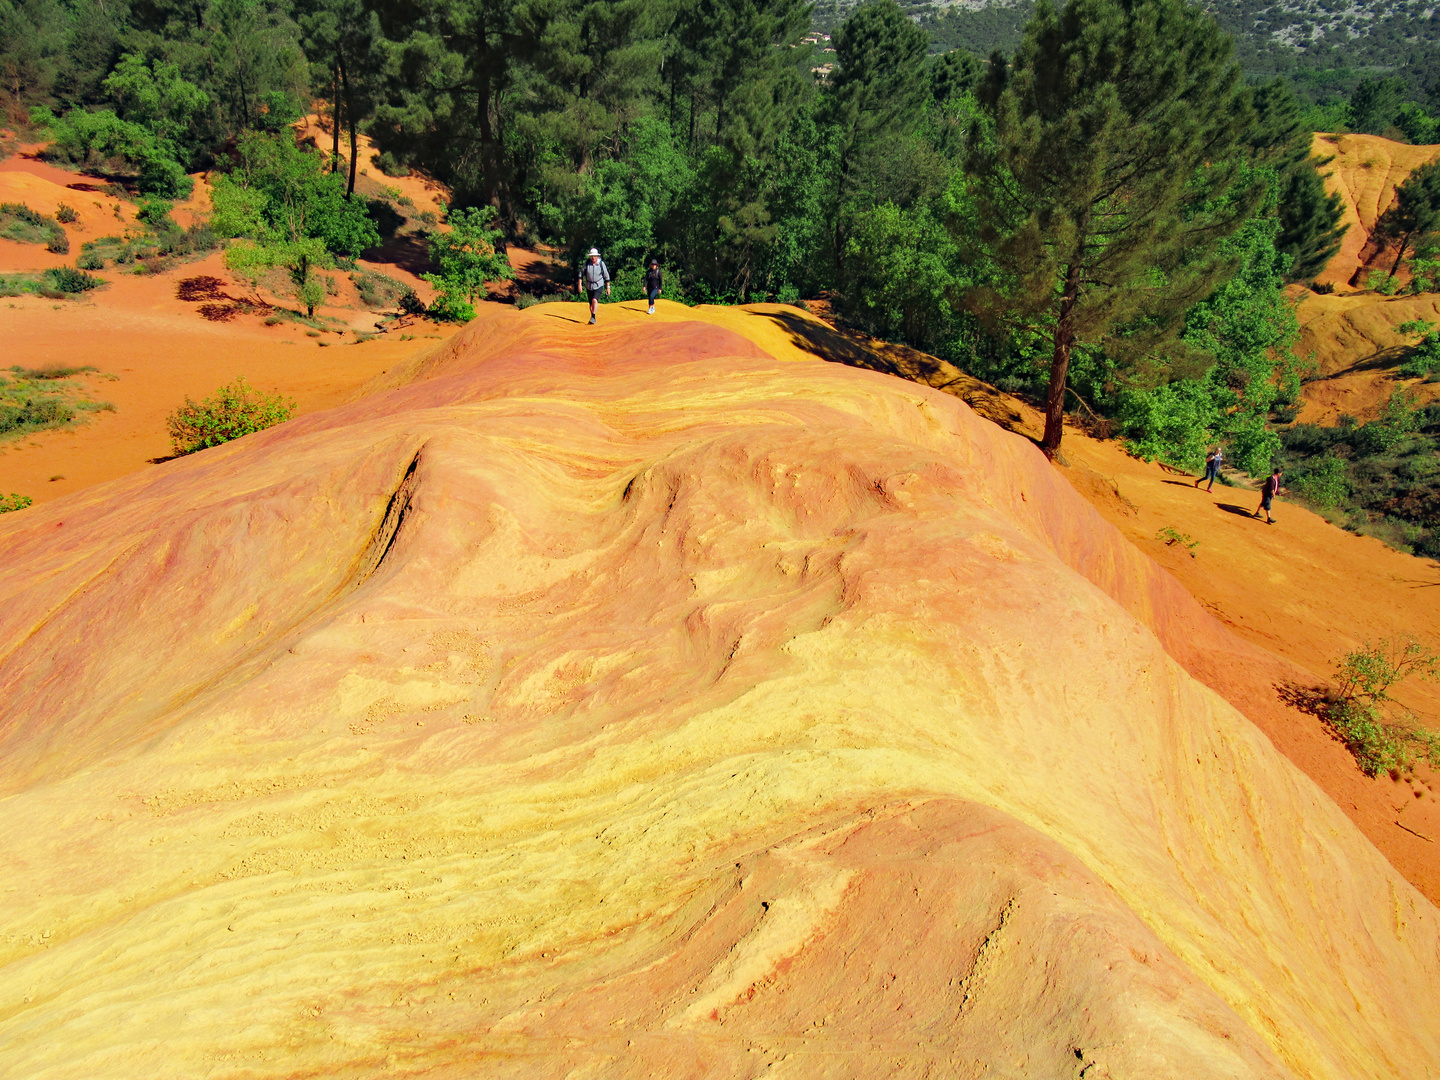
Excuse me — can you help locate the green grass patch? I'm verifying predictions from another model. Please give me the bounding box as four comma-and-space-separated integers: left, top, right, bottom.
0, 202, 68, 252
0, 366, 115, 440
0, 493, 33, 513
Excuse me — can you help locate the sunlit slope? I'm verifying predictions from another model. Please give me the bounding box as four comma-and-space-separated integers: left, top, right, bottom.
0, 305, 1436, 1079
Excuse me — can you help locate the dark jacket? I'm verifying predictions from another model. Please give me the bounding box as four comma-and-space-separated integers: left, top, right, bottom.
644, 266, 662, 292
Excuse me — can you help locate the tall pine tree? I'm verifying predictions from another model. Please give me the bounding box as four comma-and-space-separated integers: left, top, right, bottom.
966, 0, 1260, 457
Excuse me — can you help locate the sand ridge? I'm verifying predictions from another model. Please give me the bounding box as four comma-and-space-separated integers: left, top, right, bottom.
0, 303, 1436, 1078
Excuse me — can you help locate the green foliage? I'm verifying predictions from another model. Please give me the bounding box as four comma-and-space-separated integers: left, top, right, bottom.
1399, 331, 1440, 380
0, 200, 67, 251
44, 266, 101, 292
212, 131, 381, 258
350, 269, 420, 312
420, 205, 512, 323
965, 0, 1261, 454
1347, 76, 1411, 136
1376, 162, 1440, 282
226, 235, 331, 316
1156, 525, 1198, 556
0, 364, 109, 438
1324, 638, 1440, 776
0, 493, 32, 513
165, 375, 295, 456
54, 203, 77, 223
33, 105, 194, 198
1290, 453, 1349, 509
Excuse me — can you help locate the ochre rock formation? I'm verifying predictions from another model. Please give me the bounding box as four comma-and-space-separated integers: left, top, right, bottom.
1, 306, 1437, 1079
1311, 132, 1440, 292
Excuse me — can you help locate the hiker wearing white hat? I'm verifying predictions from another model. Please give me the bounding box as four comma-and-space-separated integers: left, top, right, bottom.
577, 247, 610, 324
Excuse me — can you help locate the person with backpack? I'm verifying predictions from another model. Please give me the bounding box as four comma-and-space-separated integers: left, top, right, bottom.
1254, 468, 1282, 524
644, 259, 662, 315
577, 248, 610, 324
1195, 445, 1223, 492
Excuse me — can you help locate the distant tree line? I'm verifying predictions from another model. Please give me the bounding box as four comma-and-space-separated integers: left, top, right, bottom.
0, 0, 1369, 467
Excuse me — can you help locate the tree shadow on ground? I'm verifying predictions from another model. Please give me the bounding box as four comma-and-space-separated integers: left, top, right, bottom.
362, 233, 433, 277
1276, 680, 1331, 716
752, 309, 1043, 443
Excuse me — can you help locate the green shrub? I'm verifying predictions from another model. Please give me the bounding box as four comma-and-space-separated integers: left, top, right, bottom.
76, 251, 105, 270
373, 151, 410, 177
515, 292, 569, 309
54, 204, 78, 224
137, 199, 174, 227
0, 396, 76, 435
1399, 331, 1440, 379
420, 205, 512, 322
44, 267, 102, 293
0, 493, 32, 513
0, 274, 43, 297
0, 203, 64, 249
1323, 638, 1440, 775
165, 376, 296, 455
1366, 270, 1400, 295
1291, 453, 1350, 509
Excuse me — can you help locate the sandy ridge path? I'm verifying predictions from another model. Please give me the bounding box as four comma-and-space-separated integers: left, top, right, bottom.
0, 304, 1437, 1077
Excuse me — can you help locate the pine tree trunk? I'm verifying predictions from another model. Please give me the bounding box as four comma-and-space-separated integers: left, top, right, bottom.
339, 55, 358, 198
1042, 264, 1082, 458
1389, 230, 1414, 279
330, 68, 342, 174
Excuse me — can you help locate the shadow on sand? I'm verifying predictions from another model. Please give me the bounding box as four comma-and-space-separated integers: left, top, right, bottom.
752, 309, 1043, 443
1216, 503, 1258, 519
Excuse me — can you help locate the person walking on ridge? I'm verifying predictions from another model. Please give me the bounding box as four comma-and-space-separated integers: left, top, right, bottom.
644, 259, 662, 315
578, 248, 610, 324
1254, 467, 1282, 524
1196, 445, 1223, 491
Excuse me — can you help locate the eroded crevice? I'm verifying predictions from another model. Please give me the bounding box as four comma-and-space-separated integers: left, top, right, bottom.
350, 447, 423, 588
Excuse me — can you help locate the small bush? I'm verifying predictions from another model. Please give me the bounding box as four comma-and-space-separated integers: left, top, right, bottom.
0, 396, 76, 435
0, 493, 32, 513
165, 375, 295, 455
1322, 638, 1440, 775
44, 267, 102, 293
373, 151, 410, 177
45, 227, 69, 254
137, 198, 174, 227
1366, 270, 1399, 295
75, 250, 105, 270
1291, 453, 1350, 508
54, 204, 78, 224
1156, 525, 1198, 557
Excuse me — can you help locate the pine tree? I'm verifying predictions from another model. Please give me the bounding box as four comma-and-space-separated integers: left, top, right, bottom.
1243, 79, 1346, 283
1378, 161, 1440, 280
966, 0, 1261, 458
825, 0, 931, 280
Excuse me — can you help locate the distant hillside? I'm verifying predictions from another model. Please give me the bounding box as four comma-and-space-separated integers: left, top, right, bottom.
816, 0, 1440, 103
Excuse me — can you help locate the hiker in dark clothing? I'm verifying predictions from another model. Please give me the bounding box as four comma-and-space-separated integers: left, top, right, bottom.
1254, 468, 1282, 523
1195, 446, 1223, 491
644, 259, 662, 315
578, 248, 610, 324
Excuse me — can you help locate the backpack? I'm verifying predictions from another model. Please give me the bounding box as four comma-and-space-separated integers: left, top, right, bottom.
582, 259, 609, 290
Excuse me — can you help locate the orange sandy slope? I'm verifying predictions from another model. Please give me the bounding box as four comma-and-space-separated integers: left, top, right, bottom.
1, 302, 1436, 1078
0, 154, 461, 503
